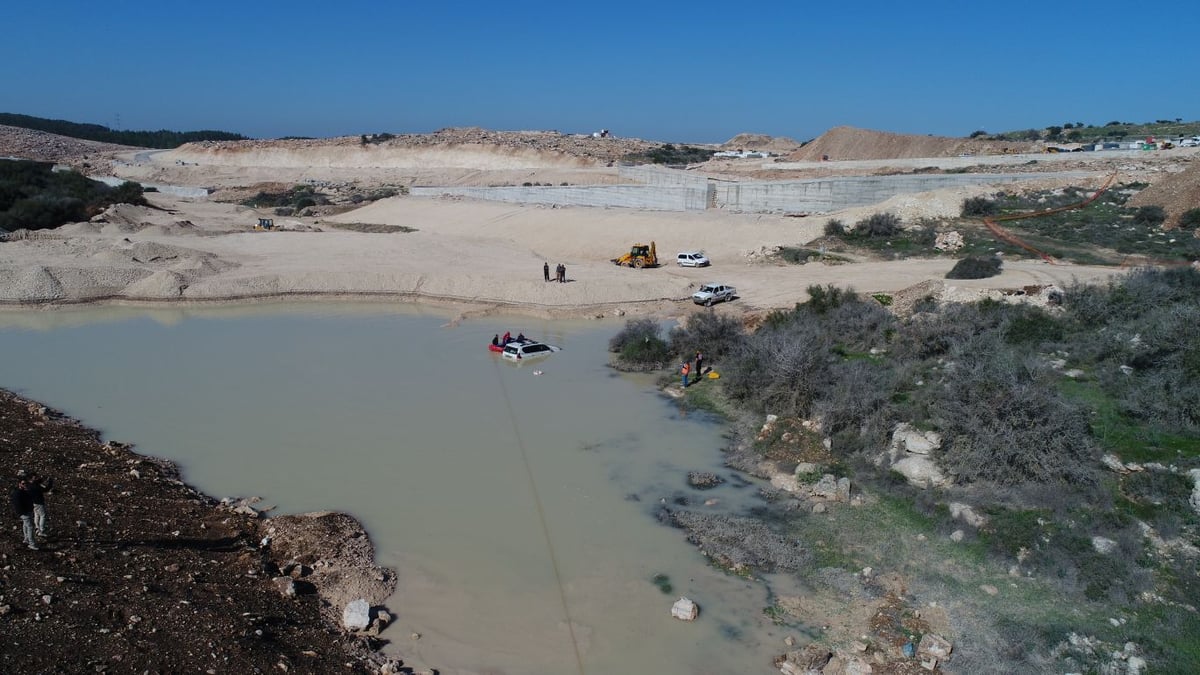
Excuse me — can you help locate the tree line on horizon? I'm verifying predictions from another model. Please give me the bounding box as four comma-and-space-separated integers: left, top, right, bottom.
0, 113, 247, 149
971, 118, 1200, 144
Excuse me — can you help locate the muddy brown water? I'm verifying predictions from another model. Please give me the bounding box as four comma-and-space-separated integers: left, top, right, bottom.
0, 302, 793, 674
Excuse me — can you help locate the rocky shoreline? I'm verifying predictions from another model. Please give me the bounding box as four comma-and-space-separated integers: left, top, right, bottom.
0, 388, 413, 674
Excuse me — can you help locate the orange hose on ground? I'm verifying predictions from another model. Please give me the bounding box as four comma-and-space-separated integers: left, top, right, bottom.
979, 171, 1119, 264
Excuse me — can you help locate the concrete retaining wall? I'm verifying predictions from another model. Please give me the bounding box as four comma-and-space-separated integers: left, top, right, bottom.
92, 176, 210, 199
711, 173, 1091, 213
617, 164, 710, 187
411, 184, 711, 211
413, 170, 1093, 214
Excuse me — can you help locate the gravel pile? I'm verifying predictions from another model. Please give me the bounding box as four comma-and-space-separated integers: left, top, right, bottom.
181, 126, 666, 165
0, 124, 135, 164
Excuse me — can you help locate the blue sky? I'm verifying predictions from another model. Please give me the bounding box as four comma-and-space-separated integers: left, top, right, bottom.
3, 0, 1198, 143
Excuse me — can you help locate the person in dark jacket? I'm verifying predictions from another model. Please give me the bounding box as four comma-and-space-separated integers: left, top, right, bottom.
10, 476, 37, 550
26, 472, 53, 538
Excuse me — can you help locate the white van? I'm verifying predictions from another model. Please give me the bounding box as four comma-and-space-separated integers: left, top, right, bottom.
676, 251, 711, 267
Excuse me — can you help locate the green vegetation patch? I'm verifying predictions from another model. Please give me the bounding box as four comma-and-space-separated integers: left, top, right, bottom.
621, 143, 716, 165
323, 222, 416, 234
242, 184, 330, 213
0, 158, 147, 231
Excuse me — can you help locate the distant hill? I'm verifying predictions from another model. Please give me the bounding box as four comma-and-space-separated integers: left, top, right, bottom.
720, 133, 803, 154
988, 119, 1200, 144
0, 113, 248, 149
784, 126, 1037, 161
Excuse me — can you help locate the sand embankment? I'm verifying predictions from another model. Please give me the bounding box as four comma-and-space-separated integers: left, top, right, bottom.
0, 190, 1125, 318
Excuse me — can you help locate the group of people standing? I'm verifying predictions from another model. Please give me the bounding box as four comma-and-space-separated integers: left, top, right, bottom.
492, 330, 526, 347
543, 262, 567, 283
10, 470, 53, 551
681, 350, 704, 388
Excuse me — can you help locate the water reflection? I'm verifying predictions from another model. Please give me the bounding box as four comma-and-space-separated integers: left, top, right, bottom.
0, 303, 784, 674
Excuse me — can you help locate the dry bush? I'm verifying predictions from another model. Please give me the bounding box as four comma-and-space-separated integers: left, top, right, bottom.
823, 299, 896, 353
722, 321, 833, 417
855, 212, 902, 237
812, 360, 896, 456
891, 302, 1002, 361
930, 336, 1098, 485
669, 311, 745, 361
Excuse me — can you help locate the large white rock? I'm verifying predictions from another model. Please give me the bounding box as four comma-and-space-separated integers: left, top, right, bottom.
949, 502, 986, 528
671, 597, 698, 621
1092, 536, 1118, 555
342, 598, 371, 631
893, 424, 942, 455
893, 456, 949, 488
811, 474, 840, 500
770, 473, 801, 494
934, 231, 965, 252
1189, 469, 1200, 514
918, 633, 953, 661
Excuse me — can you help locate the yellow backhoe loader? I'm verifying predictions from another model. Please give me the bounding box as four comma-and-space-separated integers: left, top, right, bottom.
612, 241, 658, 268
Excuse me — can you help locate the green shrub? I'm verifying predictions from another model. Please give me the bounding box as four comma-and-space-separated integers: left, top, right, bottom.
776, 247, 822, 264
1179, 208, 1200, 230
1124, 470, 1194, 514
609, 318, 670, 370
0, 159, 147, 231
1133, 205, 1166, 226
946, 256, 1002, 279
1002, 307, 1065, 345
804, 284, 857, 315
982, 508, 1048, 557
961, 196, 998, 217
621, 144, 716, 165
824, 219, 846, 236
855, 212, 902, 237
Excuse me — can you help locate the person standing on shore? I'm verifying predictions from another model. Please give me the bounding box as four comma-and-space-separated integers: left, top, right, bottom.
26, 472, 53, 539
559, 263, 567, 283
543, 262, 550, 282
695, 350, 704, 378
10, 476, 38, 550
681, 361, 690, 388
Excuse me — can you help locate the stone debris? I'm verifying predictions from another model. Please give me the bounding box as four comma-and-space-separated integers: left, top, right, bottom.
880, 422, 948, 488
342, 598, 371, 631
671, 596, 699, 621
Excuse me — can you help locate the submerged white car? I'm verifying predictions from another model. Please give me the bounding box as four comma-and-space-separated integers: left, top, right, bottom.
501, 341, 562, 361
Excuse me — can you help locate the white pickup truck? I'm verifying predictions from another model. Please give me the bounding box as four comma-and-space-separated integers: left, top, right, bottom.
692, 283, 736, 306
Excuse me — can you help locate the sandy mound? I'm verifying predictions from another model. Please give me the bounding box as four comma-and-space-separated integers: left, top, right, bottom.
124, 269, 188, 298
721, 133, 803, 154
0, 266, 65, 301
1127, 160, 1200, 227
784, 126, 1039, 161
164, 128, 662, 172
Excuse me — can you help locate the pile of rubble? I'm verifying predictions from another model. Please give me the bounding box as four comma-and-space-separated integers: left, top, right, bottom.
0, 124, 134, 165
185, 126, 664, 165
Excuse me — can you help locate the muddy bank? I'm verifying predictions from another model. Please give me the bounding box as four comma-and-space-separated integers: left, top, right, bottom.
0, 388, 409, 674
